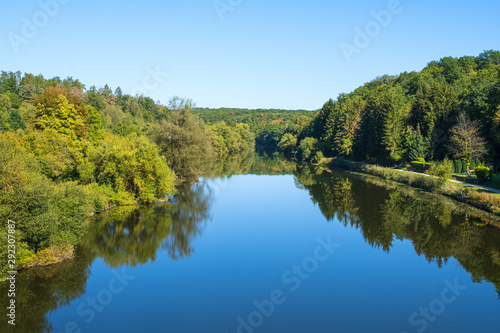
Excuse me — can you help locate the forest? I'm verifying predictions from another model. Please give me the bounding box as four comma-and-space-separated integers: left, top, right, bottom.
192, 107, 313, 149
0, 73, 255, 280
281, 50, 500, 166
1, 50, 500, 280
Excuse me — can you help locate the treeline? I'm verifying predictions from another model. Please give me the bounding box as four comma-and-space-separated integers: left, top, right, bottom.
278, 51, 500, 164
0, 72, 254, 279
192, 107, 314, 148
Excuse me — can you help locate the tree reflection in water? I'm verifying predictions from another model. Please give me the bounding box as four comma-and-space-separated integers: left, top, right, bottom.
293, 163, 500, 297
3, 155, 500, 332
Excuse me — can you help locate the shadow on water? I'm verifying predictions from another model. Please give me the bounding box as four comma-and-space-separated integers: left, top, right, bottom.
2, 154, 500, 332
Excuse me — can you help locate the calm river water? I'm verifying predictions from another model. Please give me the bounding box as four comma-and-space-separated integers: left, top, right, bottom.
2, 154, 500, 333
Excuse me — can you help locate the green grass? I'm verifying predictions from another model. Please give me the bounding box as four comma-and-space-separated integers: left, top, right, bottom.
451, 173, 500, 191
452, 181, 495, 193
327, 157, 500, 215
487, 174, 500, 190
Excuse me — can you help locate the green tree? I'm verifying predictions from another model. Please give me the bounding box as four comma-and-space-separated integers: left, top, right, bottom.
333, 95, 365, 156
89, 133, 176, 203
148, 100, 215, 177
408, 124, 429, 161
278, 133, 298, 155
449, 113, 487, 175
298, 137, 318, 161
0, 93, 12, 131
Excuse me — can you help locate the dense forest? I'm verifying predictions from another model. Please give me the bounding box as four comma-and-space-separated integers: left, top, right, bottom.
194, 51, 500, 169
0, 73, 255, 280
275, 51, 500, 166
1, 50, 499, 280
192, 107, 314, 149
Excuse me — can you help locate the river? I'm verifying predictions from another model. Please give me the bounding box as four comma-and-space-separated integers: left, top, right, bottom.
2, 154, 500, 333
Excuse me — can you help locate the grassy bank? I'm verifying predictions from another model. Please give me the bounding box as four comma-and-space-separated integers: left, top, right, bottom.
451, 173, 500, 191
326, 158, 500, 217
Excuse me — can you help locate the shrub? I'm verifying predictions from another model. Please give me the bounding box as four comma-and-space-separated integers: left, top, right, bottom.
0, 232, 34, 280
29, 244, 74, 267
461, 160, 467, 174
0, 135, 93, 277
429, 158, 453, 186
93, 196, 105, 213
413, 175, 441, 191
475, 166, 492, 182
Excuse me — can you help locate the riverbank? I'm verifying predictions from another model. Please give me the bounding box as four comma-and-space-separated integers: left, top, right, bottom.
325, 157, 500, 217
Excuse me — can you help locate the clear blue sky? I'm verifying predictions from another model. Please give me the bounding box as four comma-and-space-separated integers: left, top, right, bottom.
1, 0, 499, 110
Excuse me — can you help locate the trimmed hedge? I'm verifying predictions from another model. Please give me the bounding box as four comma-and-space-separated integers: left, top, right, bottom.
475, 166, 492, 182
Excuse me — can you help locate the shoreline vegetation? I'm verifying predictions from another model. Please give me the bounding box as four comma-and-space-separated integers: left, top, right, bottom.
2, 50, 500, 280
0, 76, 256, 281
323, 157, 500, 221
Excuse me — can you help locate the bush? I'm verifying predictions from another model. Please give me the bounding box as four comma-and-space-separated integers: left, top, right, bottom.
93, 196, 105, 213
413, 175, 441, 191
411, 161, 433, 172
475, 166, 492, 182
455, 159, 463, 174
429, 158, 453, 186
0, 135, 93, 278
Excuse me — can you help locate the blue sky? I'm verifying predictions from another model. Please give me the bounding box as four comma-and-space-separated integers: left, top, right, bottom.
1, 0, 499, 110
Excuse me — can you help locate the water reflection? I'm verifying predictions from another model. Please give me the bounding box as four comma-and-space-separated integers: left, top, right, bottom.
0, 153, 290, 332
0, 247, 91, 332
293, 163, 500, 296
3, 155, 500, 332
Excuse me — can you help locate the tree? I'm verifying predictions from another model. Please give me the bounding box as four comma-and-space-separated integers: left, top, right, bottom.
278, 133, 297, 155
449, 113, 487, 175
298, 137, 318, 161
381, 87, 411, 162
33, 88, 103, 148
333, 95, 365, 157
0, 94, 12, 131
89, 133, 176, 203
408, 124, 429, 161
148, 101, 215, 177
